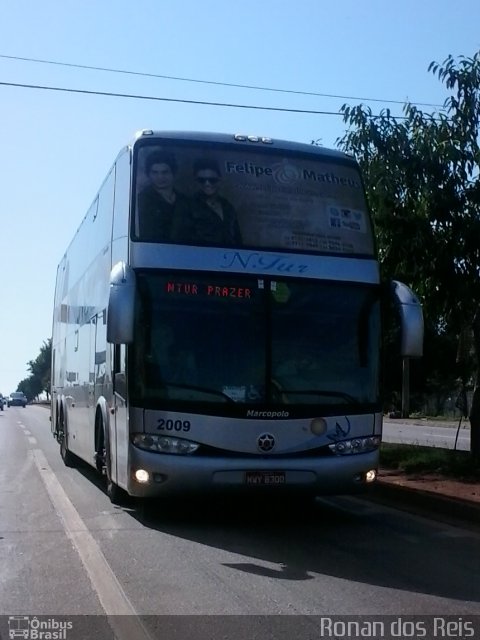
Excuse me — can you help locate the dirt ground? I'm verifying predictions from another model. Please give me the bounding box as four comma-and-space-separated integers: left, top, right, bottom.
378, 468, 480, 504
381, 416, 479, 504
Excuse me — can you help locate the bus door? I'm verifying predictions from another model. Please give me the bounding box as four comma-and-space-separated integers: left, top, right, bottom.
88, 315, 98, 429
112, 343, 128, 488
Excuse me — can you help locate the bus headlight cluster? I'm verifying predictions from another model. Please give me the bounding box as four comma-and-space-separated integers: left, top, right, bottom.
328, 436, 381, 456
132, 434, 200, 455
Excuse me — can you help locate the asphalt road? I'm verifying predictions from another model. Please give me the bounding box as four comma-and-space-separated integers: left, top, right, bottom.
1, 406, 479, 638
383, 418, 470, 450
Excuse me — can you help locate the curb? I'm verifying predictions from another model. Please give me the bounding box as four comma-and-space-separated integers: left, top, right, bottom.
366, 480, 480, 528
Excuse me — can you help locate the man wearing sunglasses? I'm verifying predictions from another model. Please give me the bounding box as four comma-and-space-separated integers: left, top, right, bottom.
191, 158, 243, 246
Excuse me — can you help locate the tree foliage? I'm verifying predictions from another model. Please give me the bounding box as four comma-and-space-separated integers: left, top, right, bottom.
336, 51, 480, 457
18, 339, 51, 401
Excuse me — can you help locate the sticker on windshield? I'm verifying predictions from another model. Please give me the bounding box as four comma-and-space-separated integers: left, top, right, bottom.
271, 282, 291, 303
329, 206, 366, 233
222, 386, 247, 402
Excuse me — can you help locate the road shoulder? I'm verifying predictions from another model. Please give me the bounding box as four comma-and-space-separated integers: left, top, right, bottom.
368, 469, 480, 529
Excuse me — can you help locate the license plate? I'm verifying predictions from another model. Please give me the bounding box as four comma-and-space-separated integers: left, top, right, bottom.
245, 471, 286, 486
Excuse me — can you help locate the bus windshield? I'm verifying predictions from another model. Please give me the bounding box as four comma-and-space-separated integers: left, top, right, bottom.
130, 273, 380, 410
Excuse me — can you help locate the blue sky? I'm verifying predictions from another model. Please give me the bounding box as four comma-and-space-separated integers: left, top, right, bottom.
0, 0, 479, 395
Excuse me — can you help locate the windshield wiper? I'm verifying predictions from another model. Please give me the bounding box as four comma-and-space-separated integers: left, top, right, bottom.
272, 386, 359, 403
161, 382, 236, 403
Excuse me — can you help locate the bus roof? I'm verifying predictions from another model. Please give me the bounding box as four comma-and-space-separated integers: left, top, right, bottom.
131, 130, 354, 161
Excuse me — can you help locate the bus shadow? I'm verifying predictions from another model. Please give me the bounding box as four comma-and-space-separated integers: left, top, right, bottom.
74, 462, 480, 604
132, 492, 480, 605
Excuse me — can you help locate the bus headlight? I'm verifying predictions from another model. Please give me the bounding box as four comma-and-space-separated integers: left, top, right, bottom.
132, 434, 200, 455
134, 469, 150, 483
328, 436, 381, 456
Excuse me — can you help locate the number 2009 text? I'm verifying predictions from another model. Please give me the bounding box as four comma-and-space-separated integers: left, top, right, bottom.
157, 419, 191, 432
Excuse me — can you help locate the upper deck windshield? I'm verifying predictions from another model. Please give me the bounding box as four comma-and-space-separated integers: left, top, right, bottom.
129, 273, 380, 412
132, 142, 374, 256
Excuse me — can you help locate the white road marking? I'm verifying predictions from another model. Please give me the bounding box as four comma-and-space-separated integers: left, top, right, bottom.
32, 449, 154, 640
28, 436, 37, 445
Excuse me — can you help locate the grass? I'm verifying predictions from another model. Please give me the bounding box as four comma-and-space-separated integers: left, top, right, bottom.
380, 443, 480, 480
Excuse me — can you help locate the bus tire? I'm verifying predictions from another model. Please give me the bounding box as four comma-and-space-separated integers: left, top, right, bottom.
106, 462, 127, 505
107, 476, 126, 505
94, 413, 106, 474
60, 415, 77, 468
103, 421, 127, 505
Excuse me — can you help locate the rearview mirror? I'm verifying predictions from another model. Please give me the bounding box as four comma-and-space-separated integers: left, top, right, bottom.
391, 280, 424, 358
106, 262, 136, 344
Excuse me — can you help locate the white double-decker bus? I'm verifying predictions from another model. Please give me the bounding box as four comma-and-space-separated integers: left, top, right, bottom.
51, 130, 423, 503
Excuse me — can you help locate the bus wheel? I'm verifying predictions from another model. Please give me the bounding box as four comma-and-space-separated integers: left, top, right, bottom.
106, 463, 127, 505
60, 420, 77, 468
94, 423, 105, 474
104, 426, 127, 505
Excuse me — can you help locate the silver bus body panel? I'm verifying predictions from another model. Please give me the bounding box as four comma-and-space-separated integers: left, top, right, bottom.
130, 244, 380, 284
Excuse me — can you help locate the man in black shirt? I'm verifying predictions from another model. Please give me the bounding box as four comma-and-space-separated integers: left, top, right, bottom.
137, 151, 191, 242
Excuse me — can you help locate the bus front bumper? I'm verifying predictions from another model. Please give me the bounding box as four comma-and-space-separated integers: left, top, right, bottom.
126, 447, 379, 498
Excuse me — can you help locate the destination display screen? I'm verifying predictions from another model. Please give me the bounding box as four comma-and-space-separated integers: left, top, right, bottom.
164, 280, 254, 301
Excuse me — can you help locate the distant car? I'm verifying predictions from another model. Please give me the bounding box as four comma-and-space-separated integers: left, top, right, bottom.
8, 392, 27, 408
0, 395, 5, 410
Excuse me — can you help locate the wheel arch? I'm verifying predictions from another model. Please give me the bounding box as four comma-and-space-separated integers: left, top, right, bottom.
95, 396, 110, 448
58, 395, 69, 434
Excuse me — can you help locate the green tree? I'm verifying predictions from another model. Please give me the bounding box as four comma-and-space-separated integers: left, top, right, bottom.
18, 376, 43, 401
28, 339, 52, 399
337, 51, 480, 458
18, 339, 52, 401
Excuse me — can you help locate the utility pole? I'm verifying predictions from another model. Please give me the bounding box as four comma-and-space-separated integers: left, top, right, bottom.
401, 357, 410, 418
470, 312, 480, 461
